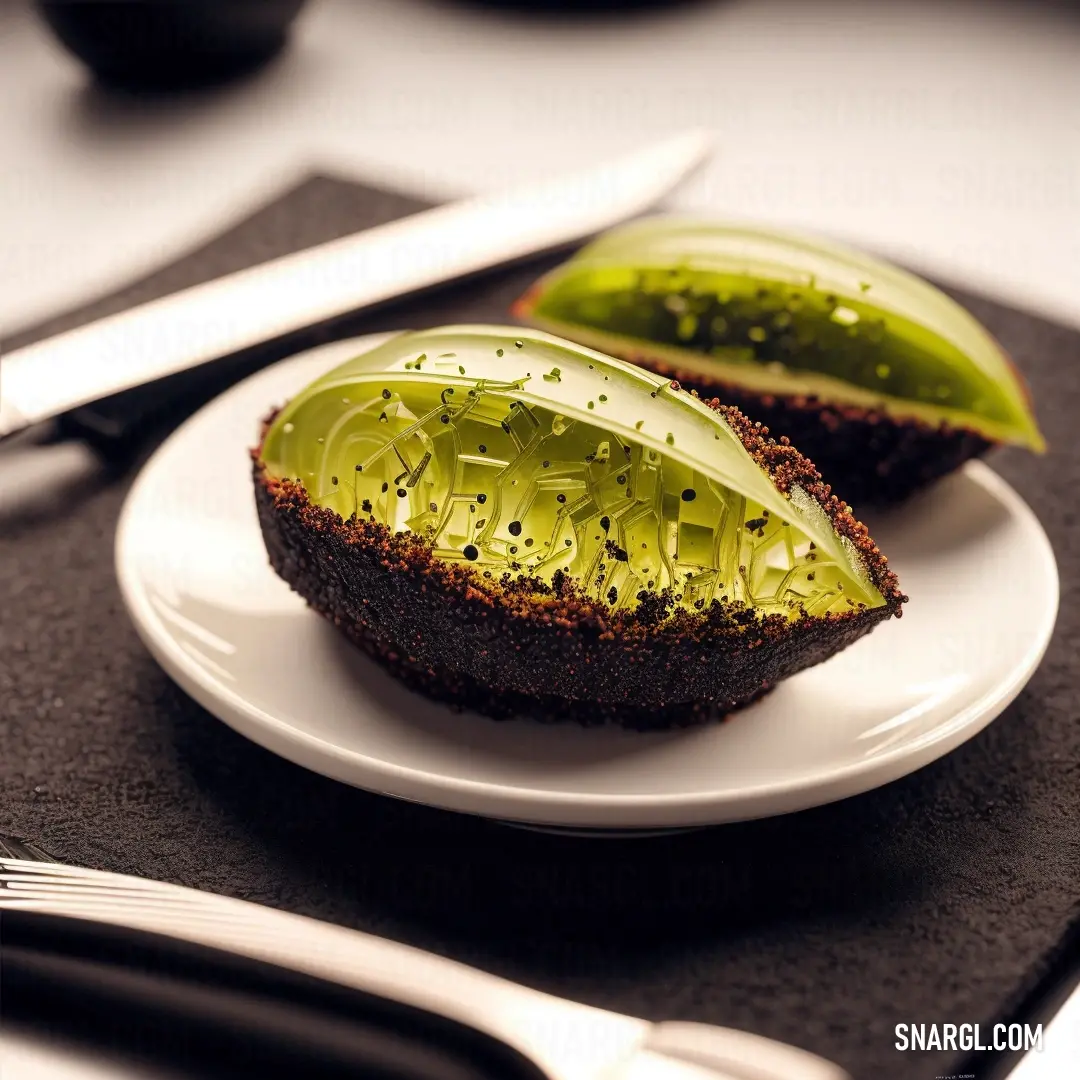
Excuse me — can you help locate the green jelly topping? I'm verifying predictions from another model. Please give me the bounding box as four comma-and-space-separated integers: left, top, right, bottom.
516, 217, 1044, 451
261, 326, 885, 618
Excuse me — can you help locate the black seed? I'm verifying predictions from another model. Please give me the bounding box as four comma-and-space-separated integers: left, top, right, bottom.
381, 389, 391, 399
331, 476, 338, 485
556, 493, 566, 503
542, 460, 550, 468
600, 515, 611, 531
496, 348, 504, 357
509, 545, 518, 554
478, 444, 487, 453
476, 493, 488, 504
807, 572, 816, 581
617, 474, 627, 484
440, 414, 449, 424
681, 488, 696, 502
565, 539, 572, 547
463, 545, 479, 561
355, 464, 363, 472
361, 499, 372, 513
381, 482, 389, 492
508, 520, 522, 536
615, 548, 628, 562
514, 340, 524, 348
397, 488, 407, 498
607, 586, 618, 604
525, 538, 533, 547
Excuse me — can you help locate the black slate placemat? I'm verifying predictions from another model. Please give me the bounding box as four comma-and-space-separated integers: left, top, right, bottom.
2, 176, 1078, 1080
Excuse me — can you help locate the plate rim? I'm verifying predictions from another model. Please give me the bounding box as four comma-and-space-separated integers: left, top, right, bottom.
114, 344, 1061, 829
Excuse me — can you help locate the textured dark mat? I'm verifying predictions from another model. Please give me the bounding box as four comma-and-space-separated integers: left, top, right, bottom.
2, 176, 1078, 1080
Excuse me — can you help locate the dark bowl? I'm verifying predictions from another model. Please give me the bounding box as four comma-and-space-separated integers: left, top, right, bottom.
35, 0, 310, 91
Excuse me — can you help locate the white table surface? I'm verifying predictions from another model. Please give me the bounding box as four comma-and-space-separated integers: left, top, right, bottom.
1, 0, 1078, 339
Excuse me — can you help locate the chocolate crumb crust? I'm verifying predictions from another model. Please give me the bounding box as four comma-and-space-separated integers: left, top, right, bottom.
252, 396, 906, 729
621, 354, 992, 507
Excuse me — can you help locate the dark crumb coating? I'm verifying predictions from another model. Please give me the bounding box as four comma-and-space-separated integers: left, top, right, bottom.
619, 352, 993, 507
252, 397, 906, 729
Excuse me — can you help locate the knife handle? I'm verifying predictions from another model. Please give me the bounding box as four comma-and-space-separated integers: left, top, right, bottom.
0, 857, 851, 1080
4, 910, 536, 1080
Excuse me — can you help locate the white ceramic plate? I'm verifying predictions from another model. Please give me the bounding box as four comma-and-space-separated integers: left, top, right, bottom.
115, 335, 1060, 831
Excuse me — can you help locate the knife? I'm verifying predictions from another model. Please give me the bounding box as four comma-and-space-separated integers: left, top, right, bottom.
0, 855, 849, 1080
0, 131, 711, 442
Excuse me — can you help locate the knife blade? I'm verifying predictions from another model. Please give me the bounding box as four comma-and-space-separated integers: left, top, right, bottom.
0, 131, 711, 440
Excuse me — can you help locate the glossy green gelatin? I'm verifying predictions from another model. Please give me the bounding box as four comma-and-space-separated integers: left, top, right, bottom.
261, 326, 886, 618
516, 218, 1044, 451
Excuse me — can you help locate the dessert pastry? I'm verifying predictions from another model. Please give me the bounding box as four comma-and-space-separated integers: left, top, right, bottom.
253, 326, 905, 728
514, 218, 1045, 505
